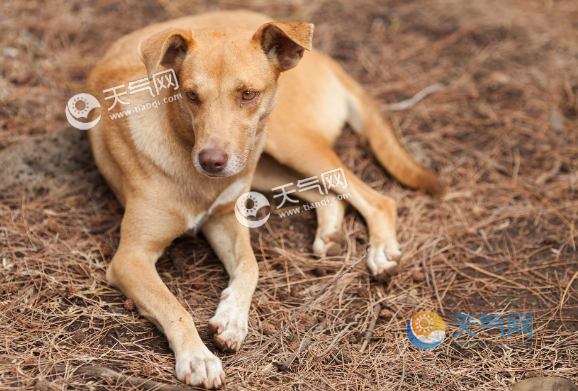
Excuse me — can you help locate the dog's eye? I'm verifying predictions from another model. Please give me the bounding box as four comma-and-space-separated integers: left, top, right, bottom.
186, 91, 198, 102
242, 91, 256, 101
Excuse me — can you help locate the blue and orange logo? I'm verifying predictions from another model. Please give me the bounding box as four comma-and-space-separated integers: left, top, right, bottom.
406, 311, 445, 350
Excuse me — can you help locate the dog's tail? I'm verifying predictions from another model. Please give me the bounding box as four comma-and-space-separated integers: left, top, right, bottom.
329, 59, 445, 196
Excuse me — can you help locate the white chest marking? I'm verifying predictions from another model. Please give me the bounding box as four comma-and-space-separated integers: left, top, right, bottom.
187, 212, 208, 233
208, 177, 249, 214
186, 177, 249, 234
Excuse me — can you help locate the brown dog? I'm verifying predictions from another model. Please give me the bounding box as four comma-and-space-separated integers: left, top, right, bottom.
86, 9, 443, 388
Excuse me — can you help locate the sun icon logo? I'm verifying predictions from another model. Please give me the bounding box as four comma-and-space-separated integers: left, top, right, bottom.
239, 193, 259, 215
234, 191, 271, 228
413, 312, 434, 335
70, 95, 90, 118
65, 93, 101, 130
407, 311, 445, 350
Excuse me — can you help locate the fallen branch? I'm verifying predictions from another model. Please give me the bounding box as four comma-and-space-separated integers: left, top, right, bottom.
315, 323, 352, 359
224, 246, 370, 368
380, 83, 444, 111
278, 319, 327, 371
65, 365, 196, 391
359, 303, 382, 353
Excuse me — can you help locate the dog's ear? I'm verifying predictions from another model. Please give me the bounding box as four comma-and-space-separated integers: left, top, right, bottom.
138, 28, 193, 79
252, 22, 314, 72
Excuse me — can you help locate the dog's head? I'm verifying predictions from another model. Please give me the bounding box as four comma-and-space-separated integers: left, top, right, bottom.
137, 22, 313, 177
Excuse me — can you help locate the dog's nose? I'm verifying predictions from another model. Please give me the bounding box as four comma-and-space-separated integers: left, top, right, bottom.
198, 149, 228, 174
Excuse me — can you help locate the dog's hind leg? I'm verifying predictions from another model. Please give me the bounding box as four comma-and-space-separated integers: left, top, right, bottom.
264, 129, 401, 281
252, 155, 347, 257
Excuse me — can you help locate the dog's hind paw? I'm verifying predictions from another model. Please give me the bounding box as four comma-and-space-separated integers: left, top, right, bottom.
175, 349, 225, 389
367, 243, 400, 282
313, 231, 347, 257
209, 289, 248, 353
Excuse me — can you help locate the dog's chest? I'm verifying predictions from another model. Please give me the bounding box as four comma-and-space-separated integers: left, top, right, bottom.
184, 176, 249, 233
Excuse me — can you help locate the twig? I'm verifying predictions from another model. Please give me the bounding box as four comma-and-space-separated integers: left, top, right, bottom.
278, 319, 326, 371
315, 323, 352, 359
428, 228, 445, 315
534, 159, 561, 186
421, 250, 430, 287
398, 354, 405, 391
464, 262, 547, 303
430, 262, 445, 316
223, 246, 371, 368
64, 365, 195, 391
380, 83, 444, 111
359, 303, 382, 353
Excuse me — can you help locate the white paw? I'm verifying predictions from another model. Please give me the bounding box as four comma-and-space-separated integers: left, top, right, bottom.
175, 349, 225, 389
367, 243, 401, 282
209, 288, 248, 352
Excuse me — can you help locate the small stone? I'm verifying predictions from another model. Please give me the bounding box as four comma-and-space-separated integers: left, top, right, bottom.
143, 366, 153, 377
488, 71, 510, 85
74, 264, 88, 277
373, 330, 384, 339
124, 298, 135, 311
71, 330, 85, 343
107, 199, 122, 213
486, 283, 498, 292
5, 285, 18, 295
313, 268, 328, 277
277, 290, 289, 301
512, 377, 578, 391
101, 243, 114, 256
297, 313, 310, 323
191, 277, 204, 290
412, 271, 425, 282
2, 47, 19, 58
261, 321, 277, 336
65, 286, 78, 297
543, 234, 561, 245
34, 380, 53, 391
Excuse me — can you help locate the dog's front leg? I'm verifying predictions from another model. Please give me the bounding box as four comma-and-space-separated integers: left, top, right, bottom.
106, 203, 225, 388
202, 212, 259, 352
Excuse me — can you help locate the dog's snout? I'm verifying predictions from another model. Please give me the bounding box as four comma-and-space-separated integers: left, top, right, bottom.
198, 149, 228, 174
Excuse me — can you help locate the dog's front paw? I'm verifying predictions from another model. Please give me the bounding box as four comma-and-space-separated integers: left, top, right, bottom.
367, 243, 400, 282
209, 288, 248, 353
175, 349, 225, 389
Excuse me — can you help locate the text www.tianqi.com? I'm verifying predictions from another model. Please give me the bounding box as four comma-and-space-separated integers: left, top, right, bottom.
108, 92, 182, 120
276, 193, 351, 218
